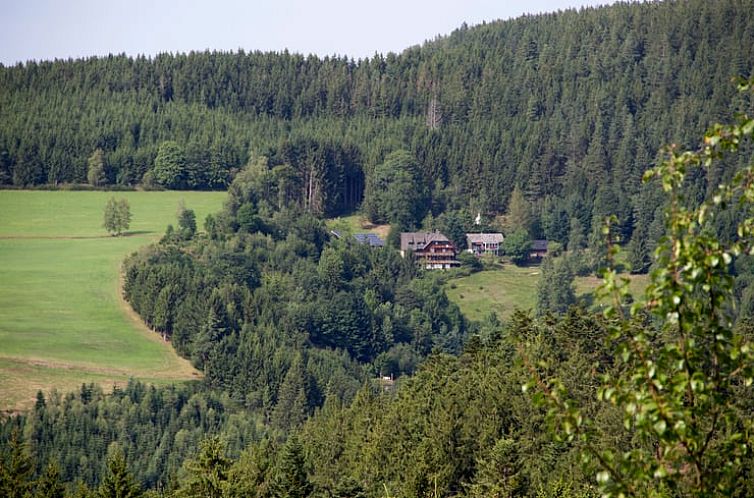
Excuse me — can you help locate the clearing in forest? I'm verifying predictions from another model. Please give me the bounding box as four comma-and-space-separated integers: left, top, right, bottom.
326, 213, 391, 240
446, 264, 650, 322
0, 190, 226, 412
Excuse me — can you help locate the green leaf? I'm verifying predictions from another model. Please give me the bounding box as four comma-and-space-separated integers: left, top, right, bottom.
653, 420, 667, 435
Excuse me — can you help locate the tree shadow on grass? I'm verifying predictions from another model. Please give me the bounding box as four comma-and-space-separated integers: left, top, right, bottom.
120, 230, 154, 237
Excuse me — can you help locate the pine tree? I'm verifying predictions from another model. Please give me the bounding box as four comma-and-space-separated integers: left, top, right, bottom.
506, 185, 532, 233
272, 355, 310, 432
97, 449, 142, 498
87, 149, 106, 186
175, 437, 232, 498
225, 440, 274, 498
35, 462, 65, 498
0, 429, 34, 498
466, 438, 523, 497
535, 257, 576, 316
272, 435, 313, 498
567, 217, 586, 252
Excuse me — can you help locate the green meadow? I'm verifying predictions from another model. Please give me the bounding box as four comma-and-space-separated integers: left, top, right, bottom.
445, 266, 541, 321
325, 213, 390, 239
0, 190, 226, 411
446, 264, 650, 322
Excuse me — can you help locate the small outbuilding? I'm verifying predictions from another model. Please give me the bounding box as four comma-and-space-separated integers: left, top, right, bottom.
531, 239, 549, 259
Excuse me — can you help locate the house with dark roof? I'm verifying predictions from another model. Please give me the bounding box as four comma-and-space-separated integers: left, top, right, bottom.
466, 233, 504, 256
353, 233, 385, 247
400, 232, 459, 269
531, 239, 549, 259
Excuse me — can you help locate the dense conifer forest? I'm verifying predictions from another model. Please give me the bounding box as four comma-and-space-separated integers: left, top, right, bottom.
2, 1, 753, 232
4, 1, 754, 496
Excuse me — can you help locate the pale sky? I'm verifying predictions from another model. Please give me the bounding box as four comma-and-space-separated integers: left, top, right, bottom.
1, 0, 616, 65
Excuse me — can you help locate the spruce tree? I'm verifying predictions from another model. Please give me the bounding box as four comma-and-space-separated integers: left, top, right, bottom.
35, 462, 65, 498
175, 437, 231, 498
87, 149, 106, 186
506, 185, 532, 233
535, 257, 576, 316
97, 449, 141, 498
0, 430, 33, 498
272, 435, 313, 498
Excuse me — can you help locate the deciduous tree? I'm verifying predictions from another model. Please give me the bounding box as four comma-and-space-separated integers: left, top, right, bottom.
526, 79, 754, 497
153, 141, 186, 189
502, 228, 532, 266
177, 202, 197, 239
103, 197, 131, 236
364, 150, 428, 229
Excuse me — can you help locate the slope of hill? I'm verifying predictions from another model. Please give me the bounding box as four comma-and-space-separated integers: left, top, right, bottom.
0, 190, 225, 411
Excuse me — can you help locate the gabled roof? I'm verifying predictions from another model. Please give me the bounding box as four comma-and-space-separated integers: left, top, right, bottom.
400, 232, 451, 251
354, 233, 385, 247
466, 233, 504, 245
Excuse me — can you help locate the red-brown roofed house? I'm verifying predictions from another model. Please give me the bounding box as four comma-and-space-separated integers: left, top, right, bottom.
400, 232, 459, 269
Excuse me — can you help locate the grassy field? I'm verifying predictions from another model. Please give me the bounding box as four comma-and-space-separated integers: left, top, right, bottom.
445, 266, 541, 321
574, 273, 650, 302
326, 213, 390, 239
0, 190, 226, 411
445, 264, 651, 322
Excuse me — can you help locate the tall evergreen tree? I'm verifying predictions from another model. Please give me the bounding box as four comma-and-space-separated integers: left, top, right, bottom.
97, 449, 141, 498
272, 435, 313, 498
506, 185, 532, 234
175, 437, 232, 498
35, 462, 65, 498
87, 149, 106, 186
535, 257, 576, 316
0, 430, 34, 498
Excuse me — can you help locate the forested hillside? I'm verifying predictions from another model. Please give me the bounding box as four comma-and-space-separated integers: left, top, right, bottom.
0, 155, 468, 490
4, 1, 754, 497
2, 0, 753, 226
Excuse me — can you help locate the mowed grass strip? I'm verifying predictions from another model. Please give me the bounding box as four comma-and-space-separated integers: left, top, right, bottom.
445, 264, 651, 321
0, 190, 226, 411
